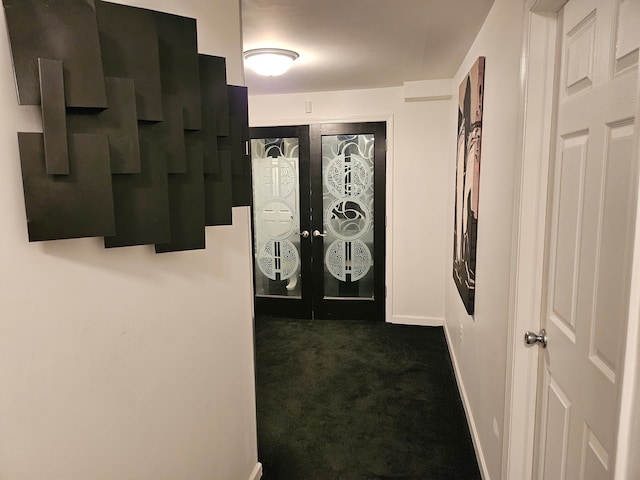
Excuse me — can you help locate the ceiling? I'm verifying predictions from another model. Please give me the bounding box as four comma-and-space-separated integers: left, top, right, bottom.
241, 0, 495, 96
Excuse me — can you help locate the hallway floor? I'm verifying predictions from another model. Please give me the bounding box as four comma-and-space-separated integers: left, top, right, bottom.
254, 317, 481, 480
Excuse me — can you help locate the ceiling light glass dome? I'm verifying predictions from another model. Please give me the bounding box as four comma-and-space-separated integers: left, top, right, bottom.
243, 48, 299, 76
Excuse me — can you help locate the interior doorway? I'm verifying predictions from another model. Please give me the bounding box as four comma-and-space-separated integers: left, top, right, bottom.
250, 121, 386, 320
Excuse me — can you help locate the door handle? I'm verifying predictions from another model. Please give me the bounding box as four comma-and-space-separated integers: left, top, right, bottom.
524, 329, 547, 348
299, 230, 310, 239
312, 230, 326, 237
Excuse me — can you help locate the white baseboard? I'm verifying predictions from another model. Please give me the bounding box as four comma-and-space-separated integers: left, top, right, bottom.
248, 462, 262, 480
389, 314, 444, 326
443, 325, 490, 480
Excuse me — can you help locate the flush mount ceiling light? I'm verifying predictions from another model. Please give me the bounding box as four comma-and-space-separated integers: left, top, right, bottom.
243, 48, 299, 76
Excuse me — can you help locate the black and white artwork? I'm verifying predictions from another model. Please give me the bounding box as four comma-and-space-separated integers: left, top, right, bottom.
453, 56, 485, 315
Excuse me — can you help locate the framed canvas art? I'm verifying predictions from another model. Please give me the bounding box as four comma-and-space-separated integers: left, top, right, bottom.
453, 56, 485, 315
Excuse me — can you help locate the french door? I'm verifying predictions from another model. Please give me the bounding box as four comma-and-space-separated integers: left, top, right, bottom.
250, 122, 386, 320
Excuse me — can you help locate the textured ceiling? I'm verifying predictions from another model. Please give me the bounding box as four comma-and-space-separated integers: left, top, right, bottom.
241, 0, 495, 96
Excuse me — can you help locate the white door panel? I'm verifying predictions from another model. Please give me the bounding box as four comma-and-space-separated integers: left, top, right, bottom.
541, 374, 572, 480
534, 0, 639, 478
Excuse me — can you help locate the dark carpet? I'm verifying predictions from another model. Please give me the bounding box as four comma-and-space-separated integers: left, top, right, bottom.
254, 317, 482, 480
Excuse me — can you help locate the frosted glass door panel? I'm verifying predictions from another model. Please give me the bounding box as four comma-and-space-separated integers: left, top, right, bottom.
322, 134, 375, 299
252, 138, 301, 297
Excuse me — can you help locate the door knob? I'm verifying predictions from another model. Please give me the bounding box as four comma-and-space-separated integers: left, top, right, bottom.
312, 230, 326, 237
299, 230, 310, 238
524, 329, 547, 348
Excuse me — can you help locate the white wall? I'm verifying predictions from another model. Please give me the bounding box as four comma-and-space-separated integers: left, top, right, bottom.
249, 87, 451, 326
443, 0, 525, 479
0, 1, 259, 479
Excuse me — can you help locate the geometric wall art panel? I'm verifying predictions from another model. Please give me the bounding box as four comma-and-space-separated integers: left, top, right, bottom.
138, 95, 187, 175
39, 57, 69, 175
3, 0, 107, 108
18, 132, 115, 241
3, 0, 252, 253
155, 132, 206, 253
198, 54, 229, 175
104, 139, 171, 248
66, 76, 141, 174
95, 0, 163, 121
228, 85, 252, 207
201, 106, 220, 174
155, 10, 201, 131
220, 101, 241, 180
204, 151, 233, 227
228, 85, 248, 176
199, 54, 230, 136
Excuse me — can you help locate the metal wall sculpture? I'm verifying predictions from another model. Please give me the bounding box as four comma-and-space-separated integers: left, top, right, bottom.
453, 57, 485, 315
2, 0, 251, 252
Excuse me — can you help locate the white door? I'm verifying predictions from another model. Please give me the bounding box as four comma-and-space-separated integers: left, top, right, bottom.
533, 0, 640, 478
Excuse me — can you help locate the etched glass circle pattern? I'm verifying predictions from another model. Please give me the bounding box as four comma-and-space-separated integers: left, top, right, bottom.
257, 199, 296, 240
324, 154, 371, 198
257, 158, 296, 200
257, 239, 300, 280
276, 157, 297, 197
325, 198, 371, 240
325, 239, 372, 282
